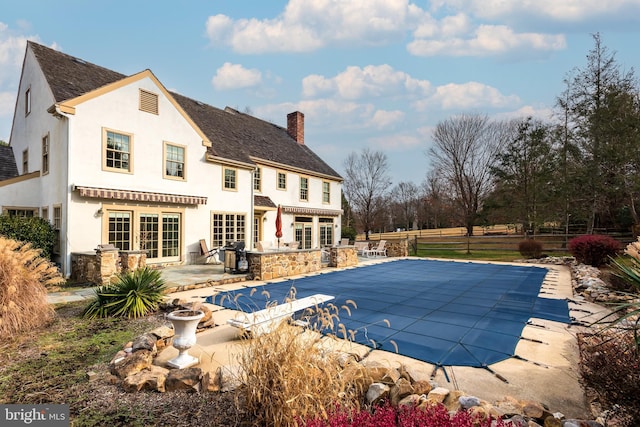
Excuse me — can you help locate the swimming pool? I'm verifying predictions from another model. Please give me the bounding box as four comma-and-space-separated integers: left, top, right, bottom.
210, 258, 570, 367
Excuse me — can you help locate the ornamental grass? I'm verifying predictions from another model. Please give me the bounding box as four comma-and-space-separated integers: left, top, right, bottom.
0, 236, 63, 337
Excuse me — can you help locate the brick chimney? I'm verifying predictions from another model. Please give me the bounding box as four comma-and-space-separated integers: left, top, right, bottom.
287, 111, 304, 145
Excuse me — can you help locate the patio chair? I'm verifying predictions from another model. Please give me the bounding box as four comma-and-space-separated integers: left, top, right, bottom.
369, 240, 387, 257
199, 239, 220, 264
340, 238, 350, 246
354, 241, 370, 257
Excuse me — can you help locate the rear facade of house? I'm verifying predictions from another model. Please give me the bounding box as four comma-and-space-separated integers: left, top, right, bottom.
0, 42, 343, 277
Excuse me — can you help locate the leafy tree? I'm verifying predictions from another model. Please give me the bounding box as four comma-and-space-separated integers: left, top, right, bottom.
563, 33, 640, 232
428, 114, 507, 236
0, 214, 56, 259
343, 149, 391, 239
490, 117, 556, 234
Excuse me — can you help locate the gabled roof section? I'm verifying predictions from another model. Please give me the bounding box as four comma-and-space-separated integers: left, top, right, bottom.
172, 94, 341, 179
28, 41, 340, 180
29, 42, 210, 146
0, 146, 19, 181
29, 41, 126, 103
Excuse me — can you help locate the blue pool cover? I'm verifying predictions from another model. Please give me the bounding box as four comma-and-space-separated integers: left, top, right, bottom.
209, 259, 570, 367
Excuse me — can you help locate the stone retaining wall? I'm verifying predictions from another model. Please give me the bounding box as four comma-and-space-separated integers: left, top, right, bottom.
247, 249, 322, 281
329, 246, 358, 268
71, 249, 147, 285
384, 238, 409, 257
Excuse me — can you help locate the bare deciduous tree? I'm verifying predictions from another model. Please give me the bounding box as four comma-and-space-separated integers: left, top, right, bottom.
392, 181, 419, 230
428, 114, 508, 236
343, 149, 391, 239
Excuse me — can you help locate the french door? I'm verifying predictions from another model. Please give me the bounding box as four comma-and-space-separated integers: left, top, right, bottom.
106, 208, 182, 263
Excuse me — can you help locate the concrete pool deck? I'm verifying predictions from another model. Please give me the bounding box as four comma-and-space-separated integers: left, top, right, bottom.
151, 257, 608, 418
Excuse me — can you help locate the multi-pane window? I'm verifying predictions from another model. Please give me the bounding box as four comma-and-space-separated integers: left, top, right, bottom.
3, 208, 37, 217
42, 134, 49, 175
53, 206, 62, 254
22, 149, 28, 174
295, 217, 313, 249
319, 218, 334, 246
162, 214, 180, 257
41, 207, 48, 221
212, 213, 245, 246
108, 211, 131, 250
322, 181, 330, 204
300, 177, 309, 201
164, 143, 185, 179
277, 171, 286, 190
25, 88, 31, 116
139, 214, 159, 258
224, 167, 237, 190
253, 167, 261, 192
104, 129, 132, 172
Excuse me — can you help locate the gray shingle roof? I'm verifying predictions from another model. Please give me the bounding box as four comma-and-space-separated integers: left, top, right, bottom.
0, 145, 18, 181
28, 41, 342, 180
29, 41, 126, 103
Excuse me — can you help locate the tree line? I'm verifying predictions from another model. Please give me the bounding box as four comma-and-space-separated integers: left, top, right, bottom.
343, 34, 640, 239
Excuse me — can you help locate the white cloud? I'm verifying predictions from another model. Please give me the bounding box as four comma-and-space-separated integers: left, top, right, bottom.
0, 91, 15, 117
431, 0, 640, 22
369, 110, 405, 129
211, 62, 262, 90
0, 23, 33, 84
255, 98, 404, 131
494, 105, 555, 122
302, 64, 431, 100
408, 25, 566, 57
206, 0, 424, 53
415, 81, 520, 110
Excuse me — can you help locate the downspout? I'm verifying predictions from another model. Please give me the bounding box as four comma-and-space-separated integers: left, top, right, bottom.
55, 106, 72, 278
249, 168, 255, 249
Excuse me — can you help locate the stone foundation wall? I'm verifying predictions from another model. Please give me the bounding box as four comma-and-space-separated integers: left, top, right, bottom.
329, 246, 358, 268
71, 249, 148, 285
247, 250, 322, 281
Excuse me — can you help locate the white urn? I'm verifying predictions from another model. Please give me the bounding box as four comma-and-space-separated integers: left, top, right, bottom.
166, 309, 204, 369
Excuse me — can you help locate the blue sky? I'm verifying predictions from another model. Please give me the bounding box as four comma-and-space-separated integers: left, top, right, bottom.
1, 0, 639, 186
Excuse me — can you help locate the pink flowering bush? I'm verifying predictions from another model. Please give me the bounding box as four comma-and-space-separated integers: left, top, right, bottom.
299, 402, 505, 427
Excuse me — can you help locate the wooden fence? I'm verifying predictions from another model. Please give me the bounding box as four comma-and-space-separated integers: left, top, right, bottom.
358, 227, 635, 256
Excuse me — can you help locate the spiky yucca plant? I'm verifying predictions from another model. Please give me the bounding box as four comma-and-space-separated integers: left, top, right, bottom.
0, 236, 64, 337
601, 255, 640, 348
83, 267, 165, 319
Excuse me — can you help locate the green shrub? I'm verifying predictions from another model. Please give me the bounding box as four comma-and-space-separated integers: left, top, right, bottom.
601, 255, 640, 347
341, 226, 357, 243
568, 234, 621, 267
0, 236, 64, 337
0, 214, 57, 259
83, 267, 165, 319
518, 239, 543, 258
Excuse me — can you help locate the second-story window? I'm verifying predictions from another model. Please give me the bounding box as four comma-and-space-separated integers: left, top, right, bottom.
277, 171, 286, 190
224, 167, 237, 190
22, 149, 28, 174
103, 128, 133, 173
25, 88, 31, 116
322, 181, 330, 204
300, 176, 309, 201
164, 142, 185, 180
253, 167, 261, 192
42, 134, 49, 175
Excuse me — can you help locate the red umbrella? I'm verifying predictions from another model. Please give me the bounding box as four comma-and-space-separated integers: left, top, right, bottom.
275, 204, 283, 248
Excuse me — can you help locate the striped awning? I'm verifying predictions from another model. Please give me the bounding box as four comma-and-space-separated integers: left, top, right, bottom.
282, 205, 342, 217
73, 185, 207, 205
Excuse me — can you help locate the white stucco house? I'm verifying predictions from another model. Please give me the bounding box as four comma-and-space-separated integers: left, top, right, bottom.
0, 42, 343, 277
